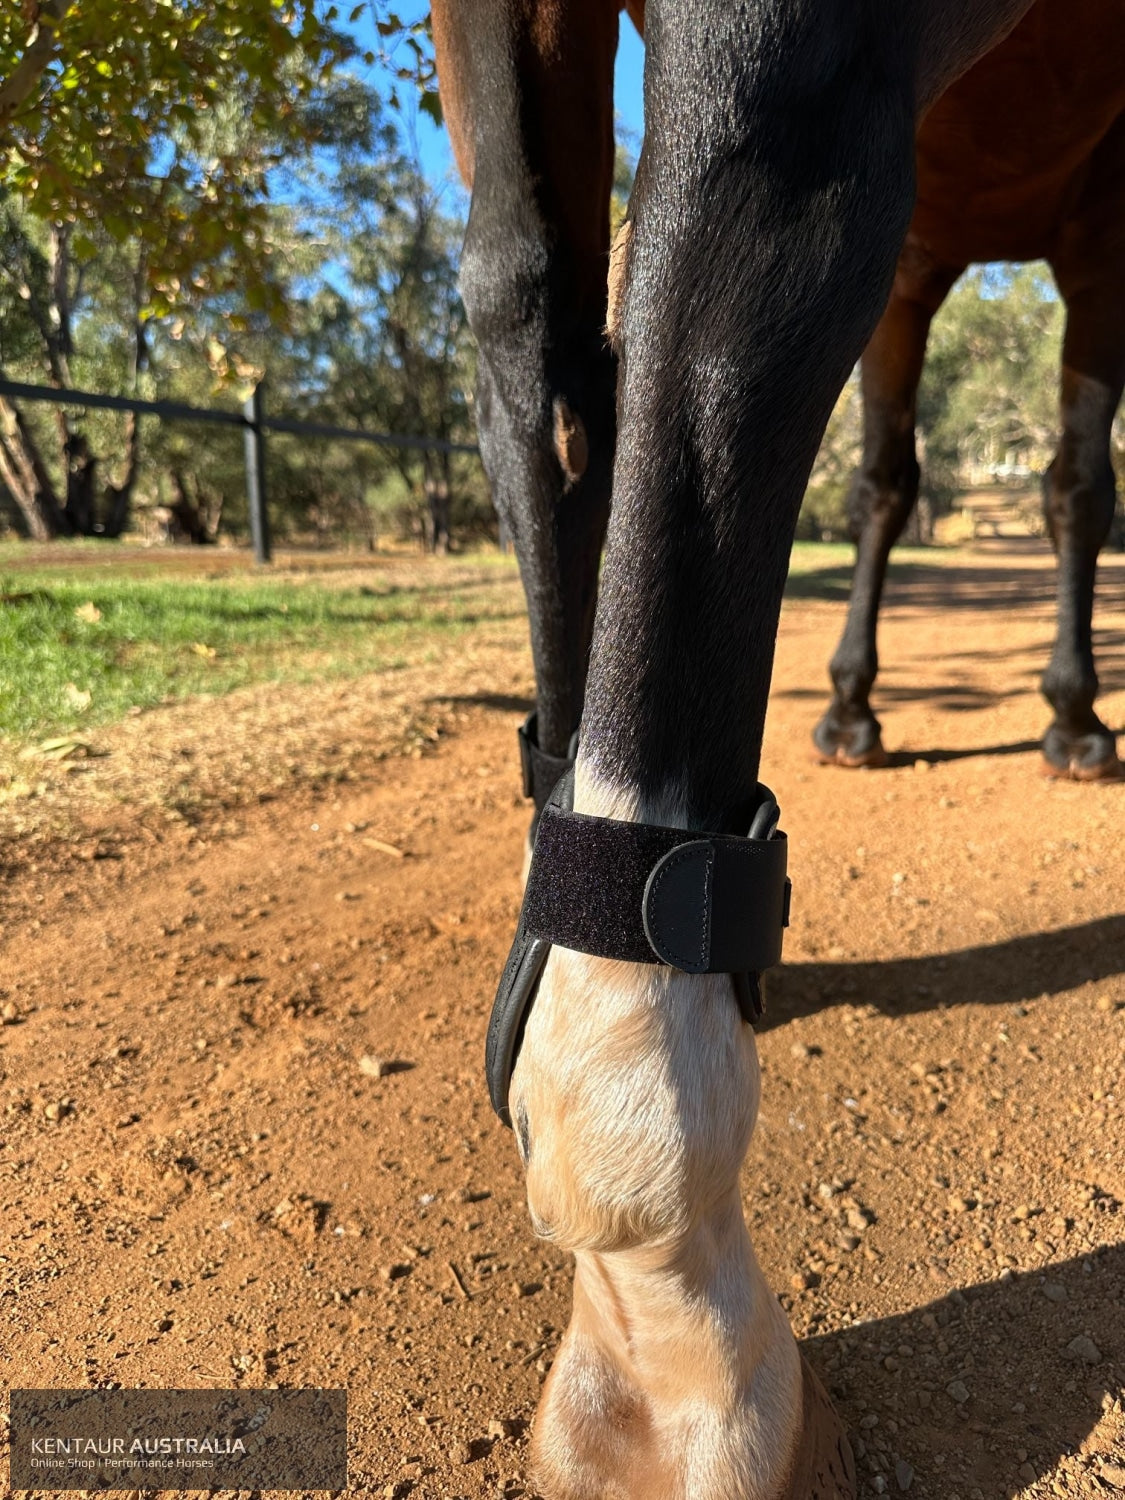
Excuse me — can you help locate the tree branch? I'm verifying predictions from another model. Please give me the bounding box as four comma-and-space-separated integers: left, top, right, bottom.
0, 0, 71, 131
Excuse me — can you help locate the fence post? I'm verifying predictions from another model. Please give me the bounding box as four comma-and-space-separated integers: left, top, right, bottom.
243, 381, 271, 564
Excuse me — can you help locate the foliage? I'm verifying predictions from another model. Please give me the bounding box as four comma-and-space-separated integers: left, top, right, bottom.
800, 263, 1070, 540
0, 60, 486, 548
919, 265, 1062, 504
799, 374, 863, 540
0, 1, 354, 314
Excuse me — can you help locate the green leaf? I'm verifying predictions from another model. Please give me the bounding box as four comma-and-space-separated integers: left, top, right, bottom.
418, 90, 443, 128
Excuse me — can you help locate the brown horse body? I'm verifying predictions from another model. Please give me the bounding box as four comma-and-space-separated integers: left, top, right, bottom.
814, 0, 1125, 775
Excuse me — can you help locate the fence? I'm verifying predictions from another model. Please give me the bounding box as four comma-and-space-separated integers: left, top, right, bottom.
0, 376, 479, 564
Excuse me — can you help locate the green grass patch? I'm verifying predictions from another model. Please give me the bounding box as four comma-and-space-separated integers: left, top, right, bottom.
0, 557, 524, 745
0, 538, 960, 745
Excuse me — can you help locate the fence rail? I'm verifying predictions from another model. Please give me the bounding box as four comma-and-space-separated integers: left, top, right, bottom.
0, 376, 479, 563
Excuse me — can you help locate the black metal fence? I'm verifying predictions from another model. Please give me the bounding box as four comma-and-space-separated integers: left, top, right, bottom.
0, 376, 479, 564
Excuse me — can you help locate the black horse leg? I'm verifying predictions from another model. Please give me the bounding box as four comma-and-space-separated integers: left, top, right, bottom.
1039, 294, 1125, 778
813, 246, 962, 766
432, 0, 618, 816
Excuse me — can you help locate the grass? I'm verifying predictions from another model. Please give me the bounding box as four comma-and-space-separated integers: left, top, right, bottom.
0, 547, 525, 745
0, 537, 963, 747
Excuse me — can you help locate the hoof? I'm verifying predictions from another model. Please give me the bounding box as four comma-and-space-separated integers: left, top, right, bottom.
1041, 723, 1122, 782
1041, 752, 1124, 783
779, 1357, 857, 1500
811, 710, 888, 769
812, 738, 889, 770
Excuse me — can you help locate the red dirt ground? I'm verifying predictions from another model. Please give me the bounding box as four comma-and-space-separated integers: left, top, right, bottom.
1, 541, 1123, 1500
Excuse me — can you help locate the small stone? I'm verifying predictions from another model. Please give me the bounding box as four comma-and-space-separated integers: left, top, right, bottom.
895, 1458, 914, 1491
449, 1439, 472, 1465
1011, 1204, 1032, 1222
1064, 1335, 1101, 1364
1018, 1462, 1037, 1484
0, 1000, 20, 1024
845, 1207, 872, 1232
791, 1270, 815, 1291
1098, 1464, 1125, 1490
791, 1041, 811, 1059
873, 1476, 887, 1494
859, 1413, 879, 1430
946, 1380, 970, 1404
1042, 1282, 1067, 1303
487, 1417, 516, 1440
947, 1195, 970, 1214
837, 1233, 860, 1253
359, 1054, 392, 1078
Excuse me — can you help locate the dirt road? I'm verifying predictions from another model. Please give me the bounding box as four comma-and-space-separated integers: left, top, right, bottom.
1, 542, 1123, 1499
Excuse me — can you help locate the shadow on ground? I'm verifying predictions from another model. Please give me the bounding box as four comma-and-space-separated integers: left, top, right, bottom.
804, 1242, 1124, 1498
783, 554, 1125, 615
767, 915, 1125, 1028
431, 692, 535, 715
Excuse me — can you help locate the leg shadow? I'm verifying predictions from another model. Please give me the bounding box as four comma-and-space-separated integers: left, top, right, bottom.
765, 915, 1125, 1028
803, 1241, 1125, 1498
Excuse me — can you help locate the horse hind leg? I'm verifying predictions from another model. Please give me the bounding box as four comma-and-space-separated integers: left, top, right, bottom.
1039, 270, 1125, 780
813, 251, 961, 768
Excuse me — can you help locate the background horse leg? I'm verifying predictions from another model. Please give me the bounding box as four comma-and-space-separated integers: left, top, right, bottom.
1042, 142, 1125, 778
431, 0, 618, 813
813, 246, 962, 766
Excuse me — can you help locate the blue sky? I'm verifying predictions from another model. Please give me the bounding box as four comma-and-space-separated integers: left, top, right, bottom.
351, 7, 646, 194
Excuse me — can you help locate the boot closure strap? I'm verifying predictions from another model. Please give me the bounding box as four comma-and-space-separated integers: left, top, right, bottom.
486, 769, 791, 1126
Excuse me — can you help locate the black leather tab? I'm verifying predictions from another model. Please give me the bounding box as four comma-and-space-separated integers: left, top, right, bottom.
642, 841, 714, 971
643, 837, 789, 972
517, 711, 578, 812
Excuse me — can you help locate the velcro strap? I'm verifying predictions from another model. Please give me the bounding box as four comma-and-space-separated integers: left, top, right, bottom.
518, 711, 579, 811
522, 802, 790, 974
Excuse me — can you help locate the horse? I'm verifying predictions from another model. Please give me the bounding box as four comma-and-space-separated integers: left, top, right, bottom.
432, 1, 1055, 1494
812, 2, 1125, 779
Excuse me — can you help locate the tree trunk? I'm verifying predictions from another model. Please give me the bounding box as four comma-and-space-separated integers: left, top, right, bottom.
102, 409, 141, 537
167, 469, 218, 544
63, 431, 98, 534
423, 450, 451, 554
0, 395, 67, 538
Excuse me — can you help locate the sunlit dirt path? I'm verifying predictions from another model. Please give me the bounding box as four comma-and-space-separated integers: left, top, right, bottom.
1, 543, 1123, 1499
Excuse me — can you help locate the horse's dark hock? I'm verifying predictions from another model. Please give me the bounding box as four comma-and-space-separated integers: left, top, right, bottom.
434, 0, 1044, 1494
814, 1, 1125, 780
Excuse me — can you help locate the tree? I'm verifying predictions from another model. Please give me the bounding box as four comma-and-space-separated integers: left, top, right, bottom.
919, 264, 1062, 503
799, 263, 1067, 540
1, 2, 351, 304
0, 2, 356, 538
312, 125, 478, 552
